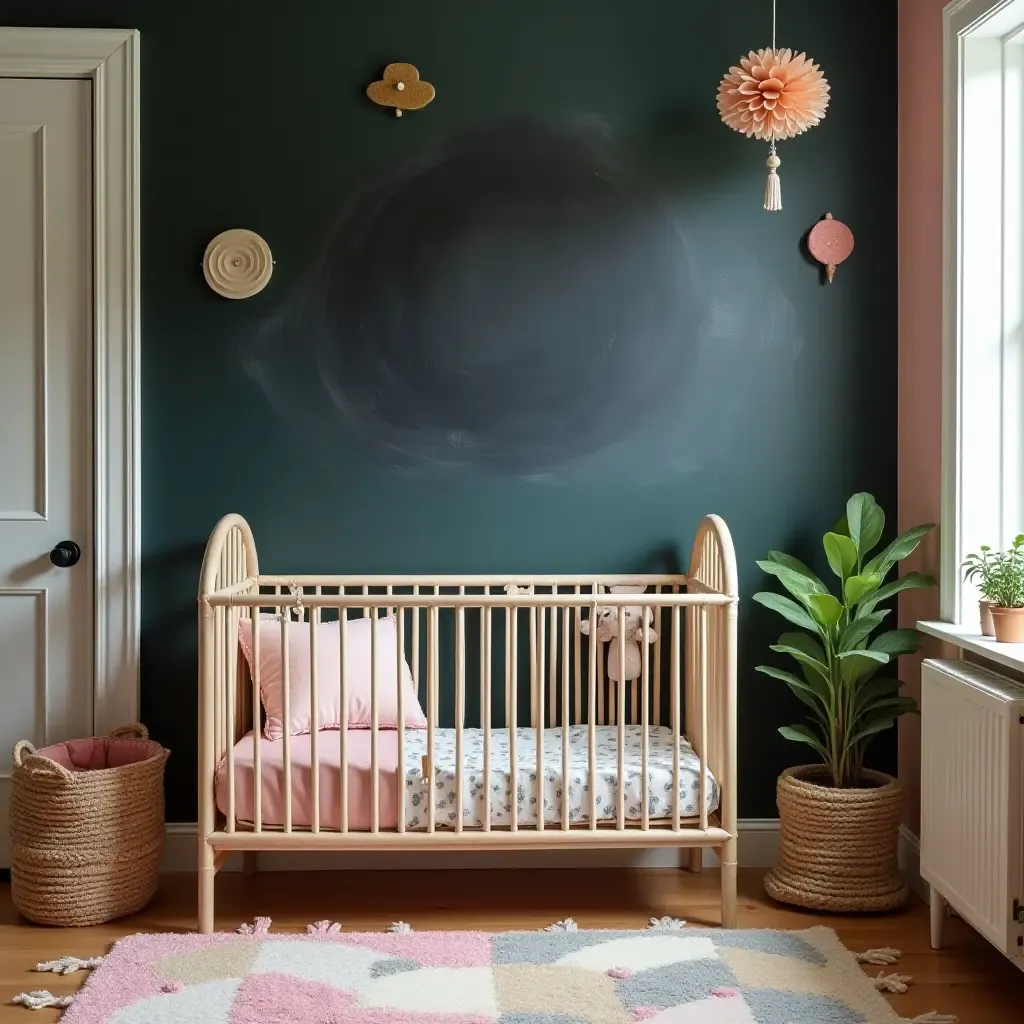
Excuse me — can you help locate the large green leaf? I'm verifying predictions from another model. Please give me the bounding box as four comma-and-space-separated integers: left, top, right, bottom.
756, 560, 826, 604
823, 533, 858, 580
847, 493, 885, 561
840, 609, 889, 652
854, 695, 919, 723
770, 643, 830, 683
858, 572, 936, 615
840, 649, 890, 684
845, 574, 881, 607
847, 713, 898, 748
862, 524, 935, 579
763, 551, 827, 590
778, 724, 830, 761
753, 592, 819, 632
776, 632, 831, 688
855, 676, 903, 704
807, 593, 844, 629
869, 628, 921, 658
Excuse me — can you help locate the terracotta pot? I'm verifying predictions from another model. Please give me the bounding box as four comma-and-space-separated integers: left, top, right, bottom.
980, 600, 996, 638
990, 606, 1024, 643
764, 765, 907, 913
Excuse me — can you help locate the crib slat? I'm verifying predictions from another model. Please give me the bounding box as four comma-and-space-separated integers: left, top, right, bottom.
536, 605, 545, 833
340, 608, 348, 834
252, 596, 262, 832
412, 587, 420, 708
371, 606, 379, 834
561, 605, 570, 831
482, 604, 492, 832
641, 608, 650, 831
225, 605, 235, 832
397, 598, 406, 835
587, 602, 598, 830
310, 603, 320, 834
617, 604, 626, 831
455, 595, 465, 834
574, 586, 582, 726
548, 599, 557, 729
530, 605, 537, 729
699, 604, 709, 832
426, 605, 437, 833
598, 627, 606, 726
671, 604, 680, 832
282, 609, 292, 833
653, 586, 662, 726
509, 605, 518, 833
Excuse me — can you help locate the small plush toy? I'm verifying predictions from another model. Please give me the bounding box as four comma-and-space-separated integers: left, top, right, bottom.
579, 585, 658, 682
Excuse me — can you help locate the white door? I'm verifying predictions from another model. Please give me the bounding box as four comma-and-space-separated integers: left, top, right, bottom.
0, 79, 94, 868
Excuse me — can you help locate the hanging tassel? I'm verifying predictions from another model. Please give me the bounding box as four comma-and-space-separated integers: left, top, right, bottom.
764, 145, 782, 212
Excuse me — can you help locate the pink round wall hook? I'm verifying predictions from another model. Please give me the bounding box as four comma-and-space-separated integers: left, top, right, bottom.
808, 212, 854, 283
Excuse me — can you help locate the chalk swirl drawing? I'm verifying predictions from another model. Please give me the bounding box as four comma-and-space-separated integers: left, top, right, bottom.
244, 116, 803, 479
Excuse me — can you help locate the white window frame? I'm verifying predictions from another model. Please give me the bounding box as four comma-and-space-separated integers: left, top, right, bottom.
941, 0, 1024, 627
0, 28, 141, 732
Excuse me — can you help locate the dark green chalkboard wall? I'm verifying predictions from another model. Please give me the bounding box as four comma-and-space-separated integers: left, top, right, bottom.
7, 2, 897, 821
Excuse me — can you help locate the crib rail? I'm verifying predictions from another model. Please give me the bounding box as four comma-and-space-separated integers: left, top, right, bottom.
197, 513, 738, 932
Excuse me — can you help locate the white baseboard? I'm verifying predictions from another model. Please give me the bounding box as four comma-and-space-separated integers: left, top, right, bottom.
898, 824, 927, 902
161, 819, 780, 873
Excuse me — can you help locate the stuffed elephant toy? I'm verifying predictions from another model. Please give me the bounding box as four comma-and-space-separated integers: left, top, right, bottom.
579, 584, 658, 682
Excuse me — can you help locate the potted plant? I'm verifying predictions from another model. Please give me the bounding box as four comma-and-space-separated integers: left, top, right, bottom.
754, 492, 935, 912
961, 545, 999, 636
982, 535, 1024, 643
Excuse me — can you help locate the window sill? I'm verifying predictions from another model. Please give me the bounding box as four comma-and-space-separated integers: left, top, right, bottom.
917, 620, 1024, 674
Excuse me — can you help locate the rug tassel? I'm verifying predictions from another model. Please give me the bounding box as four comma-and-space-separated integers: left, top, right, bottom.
307, 920, 342, 936
856, 947, 902, 966
388, 921, 412, 933
764, 146, 782, 212
874, 971, 912, 994
904, 1014, 958, 1023
12, 990, 74, 1011
648, 917, 686, 930
237, 916, 272, 936
543, 918, 578, 932
35, 955, 104, 976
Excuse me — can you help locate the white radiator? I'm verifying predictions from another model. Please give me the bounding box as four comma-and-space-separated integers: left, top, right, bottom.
921, 658, 1024, 965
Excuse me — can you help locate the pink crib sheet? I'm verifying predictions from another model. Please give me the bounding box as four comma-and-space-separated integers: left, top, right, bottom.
215, 730, 402, 831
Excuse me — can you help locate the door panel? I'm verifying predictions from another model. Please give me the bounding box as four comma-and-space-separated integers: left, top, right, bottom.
0, 79, 93, 868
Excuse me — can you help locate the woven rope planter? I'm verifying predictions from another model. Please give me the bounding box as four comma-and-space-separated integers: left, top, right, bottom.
764, 765, 908, 913
10, 724, 169, 927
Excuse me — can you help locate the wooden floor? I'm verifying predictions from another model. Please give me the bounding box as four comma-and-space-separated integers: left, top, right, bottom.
2, 867, 1022, 1021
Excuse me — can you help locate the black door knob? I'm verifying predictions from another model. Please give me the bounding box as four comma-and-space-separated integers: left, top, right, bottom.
49, 541, 81, 568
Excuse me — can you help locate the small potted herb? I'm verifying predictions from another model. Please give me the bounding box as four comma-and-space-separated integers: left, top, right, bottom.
983, 535, 1024, 643
961, 546, 999, 636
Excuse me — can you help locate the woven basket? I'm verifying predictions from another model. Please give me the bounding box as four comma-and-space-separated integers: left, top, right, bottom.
764, 765, 908, 913
10, 724, 169, 927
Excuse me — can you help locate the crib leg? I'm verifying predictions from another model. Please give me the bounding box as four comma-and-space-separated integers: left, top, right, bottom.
719, 838, 738, 928
685, 847, 703, 873
199, 840, 216, 935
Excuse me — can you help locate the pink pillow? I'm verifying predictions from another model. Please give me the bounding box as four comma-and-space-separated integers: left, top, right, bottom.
238, 615, 427, 740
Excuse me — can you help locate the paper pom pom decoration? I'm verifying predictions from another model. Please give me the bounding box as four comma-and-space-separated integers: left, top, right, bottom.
717, 3, 829, 211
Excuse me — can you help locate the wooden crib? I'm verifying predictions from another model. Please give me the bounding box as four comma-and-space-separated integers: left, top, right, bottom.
197, 514, 738, 932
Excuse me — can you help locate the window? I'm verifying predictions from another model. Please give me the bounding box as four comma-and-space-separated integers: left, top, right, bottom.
942, 0, 1024, 625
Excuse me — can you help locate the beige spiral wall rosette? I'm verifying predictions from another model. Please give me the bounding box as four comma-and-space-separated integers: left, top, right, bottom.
202, 228, 273, 299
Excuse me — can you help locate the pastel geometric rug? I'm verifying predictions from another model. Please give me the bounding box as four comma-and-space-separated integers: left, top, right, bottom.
14, 919, 953, 1023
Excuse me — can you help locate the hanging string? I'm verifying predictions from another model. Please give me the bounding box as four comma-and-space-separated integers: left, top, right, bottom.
763, 0, 782, 211
772, 0, 777, 50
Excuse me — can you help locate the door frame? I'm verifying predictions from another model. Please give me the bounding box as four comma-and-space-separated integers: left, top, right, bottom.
0, 28, 140, 733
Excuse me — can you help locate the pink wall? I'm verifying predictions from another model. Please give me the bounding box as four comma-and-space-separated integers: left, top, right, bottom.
898, 0, 949, 834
